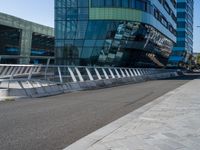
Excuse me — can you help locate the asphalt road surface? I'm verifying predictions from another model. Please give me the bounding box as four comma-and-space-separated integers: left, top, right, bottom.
0, 74, 199, 150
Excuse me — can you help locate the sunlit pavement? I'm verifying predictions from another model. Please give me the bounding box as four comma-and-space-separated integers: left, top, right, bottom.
65, 75, 200, 150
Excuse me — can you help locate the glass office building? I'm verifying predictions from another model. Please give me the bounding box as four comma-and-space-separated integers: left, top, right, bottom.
168, 0, 194, 68
55, 0, 176, 67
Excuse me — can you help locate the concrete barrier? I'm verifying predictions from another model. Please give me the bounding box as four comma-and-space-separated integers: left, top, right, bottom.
0, 89, 8, 101
0, 71, 179, 100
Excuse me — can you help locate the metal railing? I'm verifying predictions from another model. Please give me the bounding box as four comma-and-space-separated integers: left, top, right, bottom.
0, 64, 176, 84
0, 64, 42, 79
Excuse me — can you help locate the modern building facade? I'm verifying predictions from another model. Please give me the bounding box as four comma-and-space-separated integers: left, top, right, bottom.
168, 0, 194, 68
55, 0, 176, 68
0, 12, 54, 64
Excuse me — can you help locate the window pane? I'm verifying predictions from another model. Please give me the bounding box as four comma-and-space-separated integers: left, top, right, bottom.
105, 0, 113, 7
113, 0, 121, 7
122, 0, 129, 8
91, 0, 104, 7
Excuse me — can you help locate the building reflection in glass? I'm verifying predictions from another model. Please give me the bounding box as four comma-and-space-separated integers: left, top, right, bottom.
56, 21, 173, 68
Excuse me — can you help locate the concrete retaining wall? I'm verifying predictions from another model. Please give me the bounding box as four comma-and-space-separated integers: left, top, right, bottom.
0, 72, 179, 101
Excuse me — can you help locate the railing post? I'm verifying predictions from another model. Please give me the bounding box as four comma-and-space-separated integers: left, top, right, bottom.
136, 69, 141, 76
102, 68, 109, 79
75, 67, 84, 82
45, 59, 50, 80
120, 69, 126, 77
132, 69, 138, 76
142, 69, 146, 75
68, 67, 77, 82
128, 69, 134, 77
33, 66, 38, 73
57, 67, 63, 83
139, 69, 143, 75
1, 66, 9, 76
15, 67, 21, 75
109, 68, 115, 79
125, 69, 130, 77
19, 66, 25, 74
114, 69, 121, 78
0, 66, 3, 75
11, 66, 17, 75
86, 68, 94, 81
94, 68, 102, 80
36, 65, 42, 73
7, 66, 14, 76
24, 67, 30, 74
10, 67, 18, 79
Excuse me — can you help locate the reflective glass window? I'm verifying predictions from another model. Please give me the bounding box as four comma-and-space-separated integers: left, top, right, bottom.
75, 21, 88, 39
74, 40, 84, 46
135, 0, 146, 11
91, 0, 104, 7
129, 0, 136, 8
122, 0, 129, 8
66, 8, 78, 20
81, 47, 94, 59
78, 0, 88, 7
177, 12, 186, 18
66, 0, 78, 7
105, 0, 113, 7
85, 21, 99, 39
55, 8, 66, 20
84, 40, 96, 47
113, 0, 121, 7
55, 21, 65, 39
177, 2, 186, 8
78, 8, 88, 20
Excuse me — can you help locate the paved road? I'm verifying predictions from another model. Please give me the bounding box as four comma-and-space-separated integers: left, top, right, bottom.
0, 74, 199, 150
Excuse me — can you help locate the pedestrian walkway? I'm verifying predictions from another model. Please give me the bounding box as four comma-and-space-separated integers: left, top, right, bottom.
64, 78, 200, 150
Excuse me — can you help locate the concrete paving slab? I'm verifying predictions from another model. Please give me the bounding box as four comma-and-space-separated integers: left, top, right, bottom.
64, 78, 200, 150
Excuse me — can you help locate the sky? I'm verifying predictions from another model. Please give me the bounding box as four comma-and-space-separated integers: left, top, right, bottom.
193, 0, 200, 52
0, 0, 199, 52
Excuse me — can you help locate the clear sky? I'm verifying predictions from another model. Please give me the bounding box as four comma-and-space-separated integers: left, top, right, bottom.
193, 0, 200, 52
0, 0, 199, 52
0, 0, 54, 27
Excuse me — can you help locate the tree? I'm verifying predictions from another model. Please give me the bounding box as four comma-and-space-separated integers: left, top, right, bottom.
196, 54, 200, 65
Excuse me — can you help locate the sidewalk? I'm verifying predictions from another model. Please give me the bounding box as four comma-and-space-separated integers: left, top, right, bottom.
64, 78, 200, 150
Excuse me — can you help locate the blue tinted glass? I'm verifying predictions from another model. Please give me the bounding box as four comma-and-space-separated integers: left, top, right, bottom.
122, 0, 129, 8
129, 0, 135, 8
91, 0, 104, 7
66, 0, 78, 7
78, 8, 88, 20
113, 0, 121, 7
105, 0, 113, 7
66, 8, 78, 20
78, 0, 88, 7
135, 0, 146, 11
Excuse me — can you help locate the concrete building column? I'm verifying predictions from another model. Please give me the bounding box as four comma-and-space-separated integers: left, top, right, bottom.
19, 29, 32, 64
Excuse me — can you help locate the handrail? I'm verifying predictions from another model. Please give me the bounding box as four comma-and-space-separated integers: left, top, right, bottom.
0, 64, 173, 71
0, 64, 177, 86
